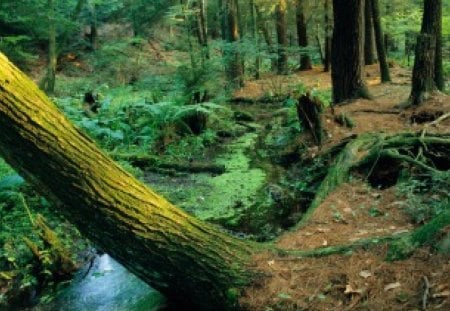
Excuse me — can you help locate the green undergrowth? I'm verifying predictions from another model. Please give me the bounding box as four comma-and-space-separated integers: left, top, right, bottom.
0, 159, 89, 308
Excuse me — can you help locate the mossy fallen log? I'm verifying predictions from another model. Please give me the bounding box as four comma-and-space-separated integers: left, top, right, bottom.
111, 153, 226, 174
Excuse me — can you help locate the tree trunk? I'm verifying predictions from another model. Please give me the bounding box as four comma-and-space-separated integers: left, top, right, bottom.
0, 52, 258, 310
364, 0, 375, 65
324, 0, 332, 72
275, 0, 288, 75
72, 0, 87, 20
256, 6, 277, 71
43, 0, 57, 94
434, 0, 444, 91
331, 0, 370, 104
296, 0, 312, 71
225, 0, 244, 87
371, 0, 391, 83
195, 0, 210, 61
219, 0, 227, 40
409, 0, 440, 105
249, 0, 261, 79
88, 2, 98, 50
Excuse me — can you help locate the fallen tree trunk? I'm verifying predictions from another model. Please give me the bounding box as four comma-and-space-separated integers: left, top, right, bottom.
112, 153, 226, 174
0, 53, 260, 310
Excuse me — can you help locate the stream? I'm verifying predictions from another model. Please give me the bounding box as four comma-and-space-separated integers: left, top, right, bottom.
31, 254, 164, 311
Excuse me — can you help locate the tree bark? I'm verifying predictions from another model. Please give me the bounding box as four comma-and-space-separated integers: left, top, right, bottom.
256, 6, 277, 71
225, 0, 244, 87
371, 0, 391, 83
275, 0, 288, 75
88, 2, 98, 50
331, 0, 370, 104
364, 0, 375, 65
409, 0, 440, 105
0, 52, 258, 310
324, 0, 332, 72
434, 0, 444, 91
249, 0, 261, 79
296, 0, 312, 71
194, 0, 210, 61
42, 0, 57, 94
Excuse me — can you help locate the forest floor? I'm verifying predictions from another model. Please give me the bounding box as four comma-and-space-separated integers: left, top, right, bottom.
232, 66, 450, 310
139, 58, 450, 309
1, 36, 449, 310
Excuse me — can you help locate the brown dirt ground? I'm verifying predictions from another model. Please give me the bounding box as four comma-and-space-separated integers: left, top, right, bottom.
277, 181, 414, 251
242, 246, 450, 311
235, 65, 450, 310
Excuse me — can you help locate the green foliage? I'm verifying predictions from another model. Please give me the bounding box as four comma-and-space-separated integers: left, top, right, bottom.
0, 36, 36, 68
0, 159, 88, 307
396, 172, 450, 224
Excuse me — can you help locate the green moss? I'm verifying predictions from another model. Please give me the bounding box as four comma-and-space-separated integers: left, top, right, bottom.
188, 133, 266, 224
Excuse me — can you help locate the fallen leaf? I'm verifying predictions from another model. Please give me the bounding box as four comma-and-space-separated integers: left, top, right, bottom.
344, 284, 365, 295
359, 270, 372, 279
317, 228, 331, 233
343, 207, 353, 214
384, 282, 401, 291
433, 290, 450, 298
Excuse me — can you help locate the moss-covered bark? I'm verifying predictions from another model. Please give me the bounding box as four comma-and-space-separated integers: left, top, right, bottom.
0, 53, 259, 310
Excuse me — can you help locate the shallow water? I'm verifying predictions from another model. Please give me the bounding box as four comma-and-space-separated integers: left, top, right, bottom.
32, 254, 164, 311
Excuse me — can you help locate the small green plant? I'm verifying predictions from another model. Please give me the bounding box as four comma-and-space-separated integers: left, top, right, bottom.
396, 172, 450, 224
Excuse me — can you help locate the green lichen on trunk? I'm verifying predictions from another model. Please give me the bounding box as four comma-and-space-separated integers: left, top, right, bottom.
0, 52, 260, 310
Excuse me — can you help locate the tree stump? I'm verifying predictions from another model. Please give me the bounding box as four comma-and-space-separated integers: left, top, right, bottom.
296, 94, 325, 146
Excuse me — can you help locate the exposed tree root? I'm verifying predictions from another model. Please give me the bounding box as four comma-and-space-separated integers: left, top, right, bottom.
387, 209, 450, 261
275, 207, 449, 261
276, 234, 409, 259
297, 132, 450, 228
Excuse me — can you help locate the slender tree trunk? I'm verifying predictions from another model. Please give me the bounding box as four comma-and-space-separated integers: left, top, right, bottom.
409, 0, 441, 105
276, 0, 288, 75
43, 0, 57, 94
88, 2, 98, 50
296, 0, 312, 71
225, 0, 244, 87
434, 0, 444, 91
249, 0, 261, 79
383, 1, 391, 55
195, 0, 209, 62
219, 0, 227, 40
72, 0, 86, 20
324, 0, 332, 72
364, 0, 375, 65
331, 0, 370, 104
0, 52, 259, 310
256, 6, 277, 71
371, 0, 391, 82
